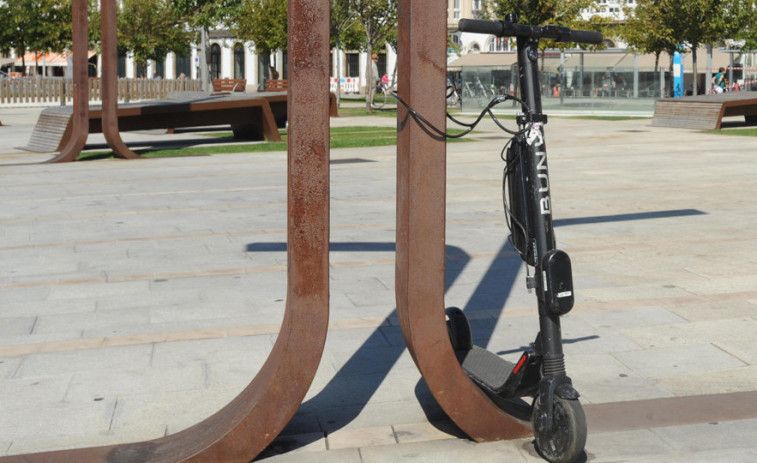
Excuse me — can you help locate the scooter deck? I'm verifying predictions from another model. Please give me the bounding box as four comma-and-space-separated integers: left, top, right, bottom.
456, 345, 516, 396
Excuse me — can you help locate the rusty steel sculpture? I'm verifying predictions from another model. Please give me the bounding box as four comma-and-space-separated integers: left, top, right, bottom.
45, 0, 89, 163
0, 0, 331, 461
99, 0, 141, 160
393, 0, 532, 442
3, 0, 536, 461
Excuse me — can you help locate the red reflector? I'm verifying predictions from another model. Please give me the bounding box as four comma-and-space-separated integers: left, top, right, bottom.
513, 353, 528, 374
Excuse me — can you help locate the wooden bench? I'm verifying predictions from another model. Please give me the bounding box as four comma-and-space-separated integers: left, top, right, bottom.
264, 79, 288, 91
652, 91, 757, 130
259, 79, 338, 118
213, 78, 247, 92
22, 93, 287, 153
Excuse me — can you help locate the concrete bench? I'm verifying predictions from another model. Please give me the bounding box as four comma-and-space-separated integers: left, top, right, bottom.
652, 91, 757, 130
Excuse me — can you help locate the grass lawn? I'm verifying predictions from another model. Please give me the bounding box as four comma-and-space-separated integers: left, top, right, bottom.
706, 127, 757, 136
76, 125, 471, 161
564, 115, 648, 121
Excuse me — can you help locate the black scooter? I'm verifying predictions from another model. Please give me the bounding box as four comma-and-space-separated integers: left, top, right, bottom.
444, 15, 603, 463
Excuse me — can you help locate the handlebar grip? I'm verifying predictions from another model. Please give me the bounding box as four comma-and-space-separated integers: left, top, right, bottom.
567, 29, 603, 45
458, 18, 504, 36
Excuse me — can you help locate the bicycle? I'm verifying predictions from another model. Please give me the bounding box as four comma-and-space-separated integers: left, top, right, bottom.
371, 80, 396, 109
391, 14, 602, 463
446, 81, 461, 107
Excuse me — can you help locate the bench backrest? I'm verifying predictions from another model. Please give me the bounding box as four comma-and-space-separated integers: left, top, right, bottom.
264, 79, 288, 91
213, 78, 246, 92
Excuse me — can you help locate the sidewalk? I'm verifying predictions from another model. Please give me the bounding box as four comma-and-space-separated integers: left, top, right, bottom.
1, 106, 756, 462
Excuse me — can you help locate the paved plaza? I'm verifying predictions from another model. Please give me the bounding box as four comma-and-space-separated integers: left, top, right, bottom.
1, 105, 757, 462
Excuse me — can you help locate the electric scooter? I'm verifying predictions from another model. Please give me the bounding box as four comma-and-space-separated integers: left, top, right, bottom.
444, 15, 603, 463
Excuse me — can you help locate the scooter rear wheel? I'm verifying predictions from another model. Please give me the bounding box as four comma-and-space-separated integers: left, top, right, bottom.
444, 306, 473, 351
532, 394, 587, 463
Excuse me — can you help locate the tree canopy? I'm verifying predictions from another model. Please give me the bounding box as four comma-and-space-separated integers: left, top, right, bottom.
490, 0, 593, 28
0, 0, 72, 74
232, 0, 288, 57
349, 0, 398, 111
621, 0, 740, 94
118, 0, 195, 76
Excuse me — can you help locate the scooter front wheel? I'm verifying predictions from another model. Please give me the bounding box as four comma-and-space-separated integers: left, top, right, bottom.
444, 306, 473, 351
532, 394, 587, 463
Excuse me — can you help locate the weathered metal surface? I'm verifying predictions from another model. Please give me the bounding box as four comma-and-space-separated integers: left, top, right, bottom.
45, 0, 89, 163
100, 0, 140, 159
394, 0, 531, 441
0, 0, 330, 461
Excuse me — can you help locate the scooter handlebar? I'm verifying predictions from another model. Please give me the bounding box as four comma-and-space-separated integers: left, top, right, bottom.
458, 18, 507, 36
458, 18, 603, 45
564, 29, 603, 45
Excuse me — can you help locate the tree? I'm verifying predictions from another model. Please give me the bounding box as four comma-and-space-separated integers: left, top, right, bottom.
349, 0, 398, 112
622, 0, 678, 72
330, 0, 359, 104
731, 0, 757, 50
490, 0, 595, 30
118, 0, 195, 76
232, 0, 288, 73
669, 0, 731, 94
172, 0, 241, 89
489, 0, 600, 70
623, 0, 735, 95
0, 0, 72, 75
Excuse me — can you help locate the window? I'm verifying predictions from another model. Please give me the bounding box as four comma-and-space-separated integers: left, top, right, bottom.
117, 52, 126, 77
155, 58, 165, 78
346, 53, 359, 77
233, 43, 245, 79
488, 37, 509, 52
377, 54, 387, 79
210, 44, 221, 80
175, 47, 191, 78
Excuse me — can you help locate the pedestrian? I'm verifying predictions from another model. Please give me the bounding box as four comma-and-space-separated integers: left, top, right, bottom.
713, 67, 726, 93
371, 54, 380, 88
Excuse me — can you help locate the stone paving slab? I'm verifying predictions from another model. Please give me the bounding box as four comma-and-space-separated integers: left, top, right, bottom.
2, 106, 757, 461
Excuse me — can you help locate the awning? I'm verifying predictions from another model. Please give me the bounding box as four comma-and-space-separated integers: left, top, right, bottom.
562, 52, 627, 70
15, 51, 96, 67
447, 52, 518, 71
0, 56, 15, 67
450, 48, 739, 73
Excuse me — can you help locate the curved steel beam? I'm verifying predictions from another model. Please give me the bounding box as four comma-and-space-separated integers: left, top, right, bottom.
394, 0, 531, 442
99, 0, 141, 160
0, 0, 330, 461
45, 0, 89, 163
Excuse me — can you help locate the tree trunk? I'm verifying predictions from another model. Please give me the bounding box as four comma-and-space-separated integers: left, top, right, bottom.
335, 43, 341, 106
200, 27, 210, 92
668, 53, 674, 97
692, 45, 698, 95
364, 42, 374, 113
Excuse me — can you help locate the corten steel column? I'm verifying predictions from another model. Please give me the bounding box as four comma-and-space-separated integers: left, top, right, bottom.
100, 0, 140, 159
45, 0, 89, 163
394, 0, 531, 441
0, 0, 330, 461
